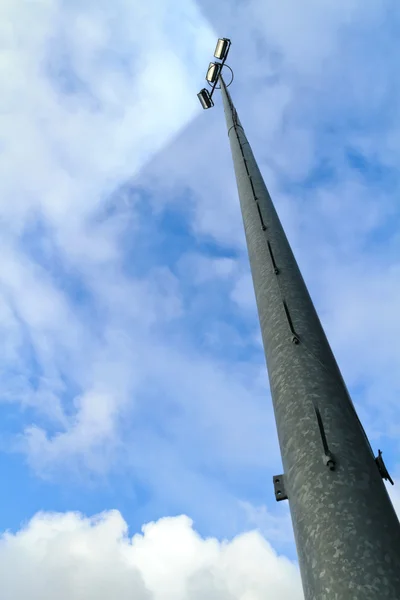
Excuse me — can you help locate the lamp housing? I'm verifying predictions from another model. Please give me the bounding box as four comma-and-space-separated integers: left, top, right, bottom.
206, 61, 221, 83
197, 88, 214, 109
214, 38, 230, 61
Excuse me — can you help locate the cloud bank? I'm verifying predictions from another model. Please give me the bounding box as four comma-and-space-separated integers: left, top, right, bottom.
0, 510, 303, 600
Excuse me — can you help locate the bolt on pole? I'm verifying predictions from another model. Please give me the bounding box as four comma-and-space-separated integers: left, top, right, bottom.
219, 75, 400, 600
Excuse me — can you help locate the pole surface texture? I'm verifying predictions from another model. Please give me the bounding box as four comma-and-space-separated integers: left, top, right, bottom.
220, 76, 400, 600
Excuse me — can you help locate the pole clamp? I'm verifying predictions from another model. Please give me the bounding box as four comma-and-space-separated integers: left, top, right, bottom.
273, 474, 288, 501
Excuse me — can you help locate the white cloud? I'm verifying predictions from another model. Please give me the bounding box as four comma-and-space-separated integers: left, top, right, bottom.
0, 0, 215, 237
24, 390, 120, 473
0, 0, 217, 468
0, 510, 303, 600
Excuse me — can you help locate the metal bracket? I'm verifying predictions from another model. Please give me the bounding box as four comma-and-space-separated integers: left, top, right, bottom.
375, 450, 394, 485
314, 406, 336, 470
273, 474, 288, 501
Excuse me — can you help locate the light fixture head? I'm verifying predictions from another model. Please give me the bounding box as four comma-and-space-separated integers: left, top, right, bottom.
206, 62, 221, 84
197, 88, 214, 110
214, 38, 231, 61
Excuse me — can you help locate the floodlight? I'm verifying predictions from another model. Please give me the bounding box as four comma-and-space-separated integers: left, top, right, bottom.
214, 38, 231, 61
197, 88, 214, 109
206, 62, 221, 84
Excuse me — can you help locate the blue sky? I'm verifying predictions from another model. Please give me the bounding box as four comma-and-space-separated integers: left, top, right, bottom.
0, 0, 400, 598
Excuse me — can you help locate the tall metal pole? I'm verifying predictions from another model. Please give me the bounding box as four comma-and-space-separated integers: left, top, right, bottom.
219, 76, 400, 599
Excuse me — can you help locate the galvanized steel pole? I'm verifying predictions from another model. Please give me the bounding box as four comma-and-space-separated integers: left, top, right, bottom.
219, 75, 400, 600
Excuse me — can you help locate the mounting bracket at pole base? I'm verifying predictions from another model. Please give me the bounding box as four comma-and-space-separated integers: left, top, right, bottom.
375, 450, 394, 485
273, 475, 288, 501
292, 335, 300, 345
